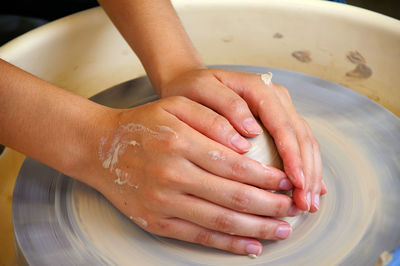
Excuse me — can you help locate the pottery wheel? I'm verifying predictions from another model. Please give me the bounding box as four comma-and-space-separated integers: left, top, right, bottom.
13, 65, 400, 265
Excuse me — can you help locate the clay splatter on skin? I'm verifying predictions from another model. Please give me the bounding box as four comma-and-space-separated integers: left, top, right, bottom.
208, 150, 226, 161
156, 125, 178, 139
248, 254, 258, 259
99, 123, 177, 170
273, 32, 283, 39
278, 141, 286, 152
130, 216, 148, 228
346, 50, 372, 79
122, 123, 178, 141
128, 140, 140, 147
99, 123, 178, 188
114, 168, 130, 185
261, 72, 273, 86
114, 177, 129, 185
292, 51, 311, 63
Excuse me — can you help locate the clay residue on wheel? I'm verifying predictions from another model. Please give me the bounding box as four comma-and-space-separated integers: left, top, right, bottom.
346, 50, 372, 79
273, 32, 283, 39
374, 251, 392, 266
367, 94, 380, 102
292, 51, 311, 63
346, 64, 372, 79
347, 51, 366, 65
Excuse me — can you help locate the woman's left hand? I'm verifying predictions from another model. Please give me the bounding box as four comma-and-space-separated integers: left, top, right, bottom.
160, 68, 327, 212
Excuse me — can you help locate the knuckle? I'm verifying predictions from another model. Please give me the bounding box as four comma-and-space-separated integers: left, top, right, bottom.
227, 238, 241, 253
169, 95, 189, 105
151, 162, 192, 188
275, 84, 291, 99
312, 138, 321, 152
162, 133, 179, 149
146, 190, 170, 209
230, 189, 251, 211
274, 84, 286, 91
270, 120, 292, 137
149, 164, 174, 181
195, 230, 214, 246
230, 160, 247, 178
159, 132, 187, 154
271, 196, 292, 217
313, 183, 322, 194
227, 96, 247, 113
299, 133, 313, 150
161, 170, 181, 186
209, 114, 231, 134
258, 223, 274, 239
214, 212, 235, 231
153, 191, 168, 205
152, 219, 171, 234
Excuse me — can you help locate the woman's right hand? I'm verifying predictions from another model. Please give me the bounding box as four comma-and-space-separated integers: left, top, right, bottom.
88, 96, 300, 256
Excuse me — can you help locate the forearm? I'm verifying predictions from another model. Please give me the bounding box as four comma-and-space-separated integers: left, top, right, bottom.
0, 59, 109, 185
98, 0, 204, 93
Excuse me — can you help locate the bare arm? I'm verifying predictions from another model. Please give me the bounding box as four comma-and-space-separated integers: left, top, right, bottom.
98, 0, 326, 211
0, 59, 105, 187
97, 0, 203, 92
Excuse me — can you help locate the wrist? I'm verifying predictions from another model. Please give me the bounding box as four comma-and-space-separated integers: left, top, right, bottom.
155, 64, 205, 98
59, 104, 119, 189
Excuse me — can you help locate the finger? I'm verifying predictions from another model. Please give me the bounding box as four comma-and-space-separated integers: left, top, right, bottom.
321, 180, 327, 195
288, 117, 315, 211
153, 218, 263, 256
289, 118, 322, 212
258, 91, 305, 190
179, 73, 264, 137
304, 122, 322, 212
161, 96, 251, 153
274, 88, 318, 211
184, 130, 292, 191
212, 70, 306, 190
170, 194, 292, 240
183, 161, 300, 217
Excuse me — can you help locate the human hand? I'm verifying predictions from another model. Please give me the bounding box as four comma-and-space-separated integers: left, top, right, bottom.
89, 96, 301, 255
160, 69, 327, 212
0, 58, 299, 256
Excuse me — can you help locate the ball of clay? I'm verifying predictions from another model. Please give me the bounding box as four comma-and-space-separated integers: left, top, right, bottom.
244, 124, 282, 169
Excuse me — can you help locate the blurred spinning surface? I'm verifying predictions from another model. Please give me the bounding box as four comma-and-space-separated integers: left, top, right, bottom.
13, 65, 400, 265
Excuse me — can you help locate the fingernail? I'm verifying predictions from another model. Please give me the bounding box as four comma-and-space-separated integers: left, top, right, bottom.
306, 192, 311, 211
275, 225, 292, 239
313, 194, 320, 210
231, 133, 251, 152
288, 205, 300, 216
299, 170, 305, 189
322, 180, 327, 193
246, 244, 262, 256
279, 179, 293, 190
242, 117, 263, 135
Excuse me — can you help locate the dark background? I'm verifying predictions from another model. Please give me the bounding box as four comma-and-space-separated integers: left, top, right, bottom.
347, 0, 399, 19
